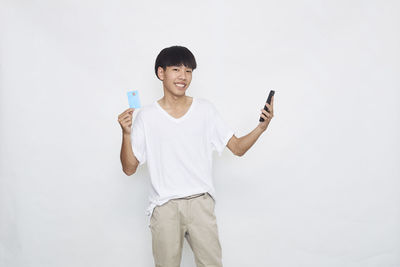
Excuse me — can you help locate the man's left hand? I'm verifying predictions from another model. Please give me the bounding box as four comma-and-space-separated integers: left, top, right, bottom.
258, 95, 274, 132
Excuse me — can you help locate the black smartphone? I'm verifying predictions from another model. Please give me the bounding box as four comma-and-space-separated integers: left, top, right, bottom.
259, 90, 275, 122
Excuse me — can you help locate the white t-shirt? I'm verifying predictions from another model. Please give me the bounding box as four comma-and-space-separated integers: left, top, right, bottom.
130, 97, 234, 226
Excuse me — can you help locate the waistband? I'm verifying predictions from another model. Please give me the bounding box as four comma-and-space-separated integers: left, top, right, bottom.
173, 192, 206, 200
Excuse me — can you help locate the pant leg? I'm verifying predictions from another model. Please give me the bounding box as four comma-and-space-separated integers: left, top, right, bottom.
185, 193, 223, 267
150, 200, 185, 267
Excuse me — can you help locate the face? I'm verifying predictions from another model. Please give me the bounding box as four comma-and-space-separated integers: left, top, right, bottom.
158, 64, 193, 97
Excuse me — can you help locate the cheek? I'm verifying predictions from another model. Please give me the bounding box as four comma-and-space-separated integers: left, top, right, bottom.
164, 75, 174, 84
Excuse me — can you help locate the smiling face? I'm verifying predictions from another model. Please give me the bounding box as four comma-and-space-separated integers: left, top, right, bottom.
157, 64, 193, 97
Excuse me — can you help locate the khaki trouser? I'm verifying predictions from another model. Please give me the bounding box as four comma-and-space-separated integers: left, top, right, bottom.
149, 192, 223, 267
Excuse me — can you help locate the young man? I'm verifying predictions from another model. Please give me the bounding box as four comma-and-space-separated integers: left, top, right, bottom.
118, 45, 274, 267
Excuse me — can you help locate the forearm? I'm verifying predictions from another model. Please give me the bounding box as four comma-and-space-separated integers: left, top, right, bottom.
237, 125, 265, 156
120, 133, 139, 175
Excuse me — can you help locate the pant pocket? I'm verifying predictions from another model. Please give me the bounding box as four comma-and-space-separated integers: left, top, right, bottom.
206, 193, 215, 210
149, 207, 157, 229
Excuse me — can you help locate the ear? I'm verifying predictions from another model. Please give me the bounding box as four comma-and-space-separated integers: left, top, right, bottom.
157, 66, 164, 81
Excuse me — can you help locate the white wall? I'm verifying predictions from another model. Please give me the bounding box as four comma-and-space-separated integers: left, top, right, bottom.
1, 0, 399, 266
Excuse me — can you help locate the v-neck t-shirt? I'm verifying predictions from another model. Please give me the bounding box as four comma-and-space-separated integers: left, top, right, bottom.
130, 97, 235, 226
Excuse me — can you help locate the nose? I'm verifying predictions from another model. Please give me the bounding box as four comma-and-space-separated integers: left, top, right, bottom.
178, 69, 187, 80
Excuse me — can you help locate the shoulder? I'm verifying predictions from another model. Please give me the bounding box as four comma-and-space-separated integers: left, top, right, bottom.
194, 98, 218, 119
134, 102, 157, 121
194, 97, 216, 110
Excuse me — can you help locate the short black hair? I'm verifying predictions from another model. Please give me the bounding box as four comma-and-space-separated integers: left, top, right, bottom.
154, 45, 197, 80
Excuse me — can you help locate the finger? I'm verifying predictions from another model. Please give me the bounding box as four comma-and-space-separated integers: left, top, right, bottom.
265, 103, 273, 114
266, 102, 273, 115
119, 115, 132, 125
119, 114, 131, 121
118, 112, 128, 119
271, 97, 274, 115
260, 112, 271, 120
125, 108, 134, 116
271, 96, 274, 111
119, 108, 135, 118
123, 117, 132, 124
123, 116, 132, 121
260, 109, 271, 118
267, 100, 274, 112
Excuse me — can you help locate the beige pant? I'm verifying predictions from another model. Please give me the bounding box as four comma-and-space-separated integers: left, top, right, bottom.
149, 192, 223, 267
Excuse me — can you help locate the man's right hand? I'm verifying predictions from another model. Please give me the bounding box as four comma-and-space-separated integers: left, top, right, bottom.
118, 108, 135, 135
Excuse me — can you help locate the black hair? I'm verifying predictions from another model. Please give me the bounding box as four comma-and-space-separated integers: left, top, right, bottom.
154, 45, 197, 80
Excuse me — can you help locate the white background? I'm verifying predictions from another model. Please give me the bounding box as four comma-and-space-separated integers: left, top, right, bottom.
1, 0, 399, 266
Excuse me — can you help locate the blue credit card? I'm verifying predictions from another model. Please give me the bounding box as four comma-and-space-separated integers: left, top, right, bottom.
127, 90, 141, 108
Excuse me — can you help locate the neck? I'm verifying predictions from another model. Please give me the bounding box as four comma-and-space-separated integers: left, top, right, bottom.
159, 93, 190, 109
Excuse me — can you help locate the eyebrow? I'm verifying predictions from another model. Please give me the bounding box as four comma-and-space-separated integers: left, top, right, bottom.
172, 66, 192, 70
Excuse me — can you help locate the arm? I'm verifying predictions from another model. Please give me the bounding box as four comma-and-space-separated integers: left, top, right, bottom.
120, 132, 139, 175
227, 126, 265, 156
118, 108, 140, 176
227, 96, 274, 156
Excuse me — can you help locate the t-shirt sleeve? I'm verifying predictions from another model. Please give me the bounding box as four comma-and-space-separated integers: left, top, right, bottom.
130, 111, 147, 166
209, 102, 235, 156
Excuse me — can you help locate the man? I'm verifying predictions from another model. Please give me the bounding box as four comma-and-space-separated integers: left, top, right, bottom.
118, 45, 274, 267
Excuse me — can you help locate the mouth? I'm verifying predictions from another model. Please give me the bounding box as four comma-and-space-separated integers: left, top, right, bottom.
175, 83, 186, 89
